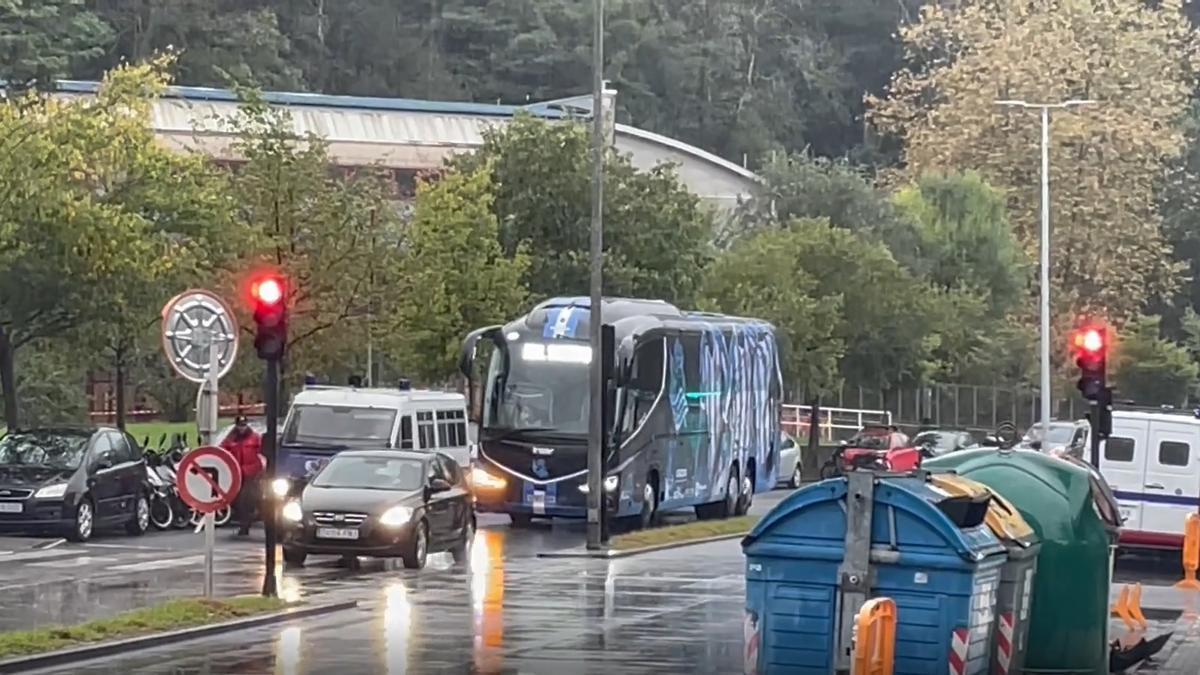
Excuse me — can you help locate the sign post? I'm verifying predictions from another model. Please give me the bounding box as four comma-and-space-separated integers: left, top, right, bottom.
161, 289, 239, 599
176, 446, 242, 598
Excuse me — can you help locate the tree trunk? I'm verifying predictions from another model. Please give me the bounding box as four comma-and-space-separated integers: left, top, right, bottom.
115, 349, 126, 431
807, 397, 821, 455
0, 326, 17, 430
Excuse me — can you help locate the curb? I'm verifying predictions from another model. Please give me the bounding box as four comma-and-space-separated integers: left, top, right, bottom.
538, 531, 750, 559
0, 599, 358, 673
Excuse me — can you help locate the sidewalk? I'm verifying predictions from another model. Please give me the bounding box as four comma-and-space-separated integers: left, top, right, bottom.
1113, 582, 1200, 672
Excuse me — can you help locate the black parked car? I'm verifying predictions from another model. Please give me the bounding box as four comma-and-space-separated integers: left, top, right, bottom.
280, 450, 474, 570
0, 428, 150, 542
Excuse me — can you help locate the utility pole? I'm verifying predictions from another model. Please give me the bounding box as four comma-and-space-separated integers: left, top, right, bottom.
586, 0, 606, 551
995, 98, 1095, 429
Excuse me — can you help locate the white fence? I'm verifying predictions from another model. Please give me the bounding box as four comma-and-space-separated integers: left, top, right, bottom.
781, 404, 893, 444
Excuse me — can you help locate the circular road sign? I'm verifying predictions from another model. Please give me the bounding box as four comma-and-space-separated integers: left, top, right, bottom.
161, 289, 239, 384
176, 446, 243, 514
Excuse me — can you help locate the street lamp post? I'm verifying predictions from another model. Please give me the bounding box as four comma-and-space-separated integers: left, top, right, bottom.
995, 98, 1095, 430
586, 0, 605, 550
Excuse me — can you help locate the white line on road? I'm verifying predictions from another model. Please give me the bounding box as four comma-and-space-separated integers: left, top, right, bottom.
82, 543, 166, 551
28, 556, 117, 568
109, 555, 205, 572
0, 548, 83, 564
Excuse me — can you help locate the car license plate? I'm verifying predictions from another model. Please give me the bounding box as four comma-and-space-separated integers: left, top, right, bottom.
316, 527, 358, 540
532, 489, 546, 515
0, 502, 21, 513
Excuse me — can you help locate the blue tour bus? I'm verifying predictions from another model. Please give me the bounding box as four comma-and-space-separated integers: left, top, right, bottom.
459, 296, 783, 528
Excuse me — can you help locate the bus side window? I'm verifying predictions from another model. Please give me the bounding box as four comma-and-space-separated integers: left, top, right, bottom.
400, 415, 414, 450
625, 338, 665, 432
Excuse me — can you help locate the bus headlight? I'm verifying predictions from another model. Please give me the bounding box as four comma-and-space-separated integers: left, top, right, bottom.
471, 467, 506, 490
580, 476, 619, 494
271, 478, 291, 498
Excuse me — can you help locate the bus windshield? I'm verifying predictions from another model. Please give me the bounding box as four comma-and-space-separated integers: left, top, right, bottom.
483, 341, 590, 436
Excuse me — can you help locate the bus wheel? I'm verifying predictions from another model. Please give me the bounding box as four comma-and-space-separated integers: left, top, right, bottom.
722, 471, 739, 518
736, 473, 754, 516
639, 479, 659, 530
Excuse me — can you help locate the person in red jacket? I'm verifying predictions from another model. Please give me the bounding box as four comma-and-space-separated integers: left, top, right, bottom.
221, 415, 264, 536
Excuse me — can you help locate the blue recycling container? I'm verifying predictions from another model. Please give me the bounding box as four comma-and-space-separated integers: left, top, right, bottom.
742, 475, 1007, 675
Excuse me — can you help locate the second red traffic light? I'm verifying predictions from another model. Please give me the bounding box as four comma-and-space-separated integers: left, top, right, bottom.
250, 273, 288, 360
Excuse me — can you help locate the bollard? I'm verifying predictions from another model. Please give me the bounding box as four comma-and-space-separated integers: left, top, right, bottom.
1177, 512, 1200, 591
851, 597, 896, 675
1112, 583, 1148, 631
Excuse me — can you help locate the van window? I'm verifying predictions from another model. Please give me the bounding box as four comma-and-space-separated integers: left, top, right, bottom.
399, 416, 413, 450
436, 410, 467, 447
416, 411, 436, 450
1105, 437, 1135, 463
1160, 441, 1191, 467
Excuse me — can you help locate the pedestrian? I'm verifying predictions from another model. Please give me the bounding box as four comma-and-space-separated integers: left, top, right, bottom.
221, 415, 263, 536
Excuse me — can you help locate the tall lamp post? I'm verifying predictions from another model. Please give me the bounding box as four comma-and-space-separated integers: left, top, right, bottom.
995, 98, 1095, 430
586, 0, 606, 550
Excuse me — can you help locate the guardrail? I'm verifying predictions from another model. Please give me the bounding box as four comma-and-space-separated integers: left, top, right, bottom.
781, 404, 894, 442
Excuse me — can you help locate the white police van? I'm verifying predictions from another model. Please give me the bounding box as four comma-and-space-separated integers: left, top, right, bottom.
271, 381, 471, 498
1098, 407, 1200, 548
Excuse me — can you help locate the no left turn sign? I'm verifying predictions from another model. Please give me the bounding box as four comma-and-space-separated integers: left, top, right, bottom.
177, 446, 243, 514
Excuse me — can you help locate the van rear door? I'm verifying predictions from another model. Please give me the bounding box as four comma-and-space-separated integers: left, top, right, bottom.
1141, 419, 1200, 536
1100, 416, 1149, 531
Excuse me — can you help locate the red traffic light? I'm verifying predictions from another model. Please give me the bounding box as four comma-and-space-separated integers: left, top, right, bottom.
251, 276, 284, 307
1075, 327, 1104, 354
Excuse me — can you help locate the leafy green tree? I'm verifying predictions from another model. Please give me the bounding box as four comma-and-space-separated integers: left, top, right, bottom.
222, 94, 401, 386
700, 228, 843, 396
383, 167, 529, 383
0, 340, 89, 428
0, 0, 112, 89
0, 59, 197, 429
452, 116, 712, 306
893, 172, 1027, 318
1112, 315, 1197, 406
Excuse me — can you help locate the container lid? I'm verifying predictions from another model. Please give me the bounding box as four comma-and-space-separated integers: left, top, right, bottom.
744, 475, 1007, 562
931, 473, 1037, 547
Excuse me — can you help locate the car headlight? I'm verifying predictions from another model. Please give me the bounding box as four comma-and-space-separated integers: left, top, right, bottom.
271, 478, 291, 498
34, 484, 67, 499
281, 501, 303, 523
379, 505, 414, 527
579, 476, 620, 494
471, 467, 506, 489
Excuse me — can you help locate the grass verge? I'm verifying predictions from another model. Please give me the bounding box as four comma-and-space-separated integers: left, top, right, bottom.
610, 515, 760, 551
0, 596, 287, 659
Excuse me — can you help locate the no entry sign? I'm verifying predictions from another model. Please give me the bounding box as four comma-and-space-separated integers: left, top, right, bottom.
177, 446, 243, 514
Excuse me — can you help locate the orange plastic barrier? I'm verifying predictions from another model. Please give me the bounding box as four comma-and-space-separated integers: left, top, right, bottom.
1178, 512, 1200, 591
1111, 583, 1148, 631
852, 598, 897, 675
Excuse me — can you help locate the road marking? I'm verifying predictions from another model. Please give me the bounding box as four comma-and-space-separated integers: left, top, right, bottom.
84, 543, 167, 551
0, 548, 84, 564
109, 554, 205, 572
28, 555, 117, 568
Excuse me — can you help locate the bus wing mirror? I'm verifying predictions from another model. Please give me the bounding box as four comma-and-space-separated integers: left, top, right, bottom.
459, 326, 501, 377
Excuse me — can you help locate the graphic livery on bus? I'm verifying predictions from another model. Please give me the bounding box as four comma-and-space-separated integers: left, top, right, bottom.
460, 297, 782, 527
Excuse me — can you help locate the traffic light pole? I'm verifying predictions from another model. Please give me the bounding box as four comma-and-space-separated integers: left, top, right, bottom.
1088, 401, 1102, 470
261, 356, 280, 598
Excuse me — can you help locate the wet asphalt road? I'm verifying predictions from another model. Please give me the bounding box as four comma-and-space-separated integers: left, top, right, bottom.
0, 486, 1191, 673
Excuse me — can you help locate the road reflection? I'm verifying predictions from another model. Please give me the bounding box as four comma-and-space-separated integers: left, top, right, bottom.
383, 582, 412, 674
472, 528, 505, 672
275, 625, 302, 675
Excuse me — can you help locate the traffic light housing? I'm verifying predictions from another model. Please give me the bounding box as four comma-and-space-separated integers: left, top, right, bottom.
1073, 325, 1106, 401
250, 274, 287, 360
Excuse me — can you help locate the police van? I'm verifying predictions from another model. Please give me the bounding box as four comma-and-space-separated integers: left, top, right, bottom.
1098, 407, 1200, 548
270, 381, 471, 498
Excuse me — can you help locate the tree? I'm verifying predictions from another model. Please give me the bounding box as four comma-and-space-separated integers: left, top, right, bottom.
869, 0, 1199, 323
223, 94, 401, 385
384, 167, 529, 383
0, 0, 112, 89
0, 59, 195, 429
452, 116, 712, 306
1112, 315, 1197, 406
0, 340, 88, 428
893, 171, 1026, 318
700, 228, 843, 397
732, 153, 922, 271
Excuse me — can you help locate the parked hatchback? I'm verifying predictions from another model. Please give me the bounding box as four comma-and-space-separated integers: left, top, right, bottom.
0, 428, 150, 542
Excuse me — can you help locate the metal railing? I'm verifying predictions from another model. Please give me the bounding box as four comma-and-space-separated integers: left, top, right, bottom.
781, 404, 893, 443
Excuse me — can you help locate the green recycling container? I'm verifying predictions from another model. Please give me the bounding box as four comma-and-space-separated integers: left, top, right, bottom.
924, 449, 1120, 674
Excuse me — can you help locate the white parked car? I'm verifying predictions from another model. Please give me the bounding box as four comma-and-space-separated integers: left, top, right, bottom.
776, 432, 801, 489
